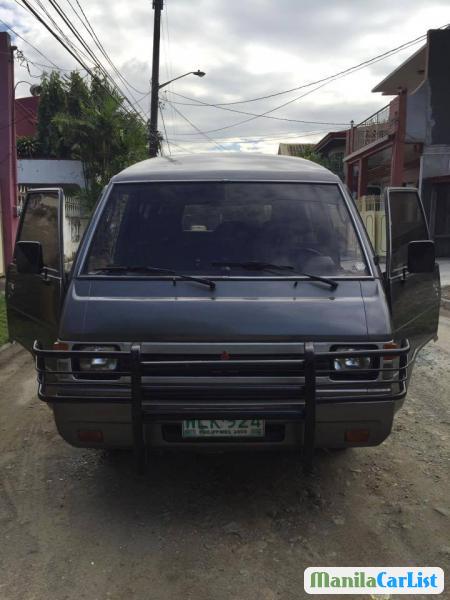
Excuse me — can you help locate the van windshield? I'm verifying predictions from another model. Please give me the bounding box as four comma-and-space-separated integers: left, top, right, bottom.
84, 182, 369, 277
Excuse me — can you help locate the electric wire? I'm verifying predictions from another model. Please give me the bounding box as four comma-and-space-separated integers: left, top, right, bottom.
164, 92, 349, 126
44, 0, 146, 114
165, 79, 335, 135
179, 25, 449, 107
66, 0, 148, 96
15, 0, 146, 122
159, 102, 171, 156
168, 103, 226, 151
0, 17, 65, 69
163, 23, 449, 136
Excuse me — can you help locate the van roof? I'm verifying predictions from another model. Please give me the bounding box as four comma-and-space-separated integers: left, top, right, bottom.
112, 152, 340, 183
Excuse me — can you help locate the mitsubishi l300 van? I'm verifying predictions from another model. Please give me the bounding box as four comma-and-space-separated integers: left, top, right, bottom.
6, 153, 441, 469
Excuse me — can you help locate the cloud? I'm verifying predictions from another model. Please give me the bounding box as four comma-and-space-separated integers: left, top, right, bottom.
2, 0, 448, 154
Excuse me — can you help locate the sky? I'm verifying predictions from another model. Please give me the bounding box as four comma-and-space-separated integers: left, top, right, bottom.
1, 0, 449, 154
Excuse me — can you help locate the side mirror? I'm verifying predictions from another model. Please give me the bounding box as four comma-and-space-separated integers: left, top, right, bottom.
407, 240, 435, 273
15, 241, 44, 274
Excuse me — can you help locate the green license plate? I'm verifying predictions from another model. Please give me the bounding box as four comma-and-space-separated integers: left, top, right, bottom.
182, 419, 265, 438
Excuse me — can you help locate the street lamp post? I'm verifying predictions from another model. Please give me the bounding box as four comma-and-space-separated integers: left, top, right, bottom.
148, 70, 205, 157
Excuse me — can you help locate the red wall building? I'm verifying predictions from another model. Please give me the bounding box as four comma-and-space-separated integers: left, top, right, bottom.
344, 28, 450, 257
15, 96, 39, 138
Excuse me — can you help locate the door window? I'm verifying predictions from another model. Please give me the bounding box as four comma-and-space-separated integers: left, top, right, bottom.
434, 184, 450, 237
18, 191, 60, 271
388, 190, 429, 272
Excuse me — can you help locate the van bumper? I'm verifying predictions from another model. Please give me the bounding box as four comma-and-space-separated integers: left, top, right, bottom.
50, 397, 404, 450
36, 341, 410, 467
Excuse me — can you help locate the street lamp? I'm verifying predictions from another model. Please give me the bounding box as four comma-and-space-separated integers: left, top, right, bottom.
14, 81, 41, 95
158, 70, 205, 91
149, 69, 206, 157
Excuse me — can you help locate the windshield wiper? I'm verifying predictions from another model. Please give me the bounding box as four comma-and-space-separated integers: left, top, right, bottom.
212, 261, 338, 289
294, 272, 338, 290
91, 265, 216, 290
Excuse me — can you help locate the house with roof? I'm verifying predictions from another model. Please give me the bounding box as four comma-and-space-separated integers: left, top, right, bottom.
314, 131, 347, 180
0, 31, 88, 275
344, 28, 450, 257
277, 143, 316, 157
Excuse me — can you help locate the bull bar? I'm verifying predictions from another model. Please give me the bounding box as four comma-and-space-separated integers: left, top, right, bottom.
33, 341, 410, 473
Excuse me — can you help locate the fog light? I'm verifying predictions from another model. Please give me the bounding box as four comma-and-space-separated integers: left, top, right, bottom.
79, 346, 118, 371
345, 429, 370, 443
77, 430, 104, 443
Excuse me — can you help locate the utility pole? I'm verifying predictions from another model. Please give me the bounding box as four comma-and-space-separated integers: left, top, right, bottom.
149, 0, 163, 158
0, 32, 19, 269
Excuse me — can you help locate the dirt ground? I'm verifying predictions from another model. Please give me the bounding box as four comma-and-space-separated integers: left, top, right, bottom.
0, 316, 449, 600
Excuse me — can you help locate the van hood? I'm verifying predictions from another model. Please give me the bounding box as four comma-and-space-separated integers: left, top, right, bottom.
59, 278, 391, 343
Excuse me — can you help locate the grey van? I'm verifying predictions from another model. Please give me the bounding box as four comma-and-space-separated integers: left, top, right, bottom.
6, 153, 440, 469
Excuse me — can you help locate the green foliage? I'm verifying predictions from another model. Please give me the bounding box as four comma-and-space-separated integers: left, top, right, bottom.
16, 135, 40, 158
36, 70, 148, 207
37, 71, 71, 158
295, 146, 333, 170
0, 295, 9, 347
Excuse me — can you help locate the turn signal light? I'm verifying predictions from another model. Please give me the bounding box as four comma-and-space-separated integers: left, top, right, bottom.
77, 430, 104, 443
53, 341, 69, 351
345, 429, 370, 443
383, 342, 399, 360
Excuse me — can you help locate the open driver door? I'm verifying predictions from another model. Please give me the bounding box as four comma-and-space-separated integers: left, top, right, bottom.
6, 188, 65, 353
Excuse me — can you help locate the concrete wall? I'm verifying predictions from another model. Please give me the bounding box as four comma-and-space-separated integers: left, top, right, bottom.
427, 30, 450, 145
421, 145, 450, 180
17, 159, 85, 188
405, 81, 428, 143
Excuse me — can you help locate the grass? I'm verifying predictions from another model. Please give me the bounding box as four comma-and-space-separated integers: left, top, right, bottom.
0, 294, 9, 346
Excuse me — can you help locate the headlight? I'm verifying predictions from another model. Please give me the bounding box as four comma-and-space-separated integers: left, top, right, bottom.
79, 346, 118, 371
333, 347, 372, 371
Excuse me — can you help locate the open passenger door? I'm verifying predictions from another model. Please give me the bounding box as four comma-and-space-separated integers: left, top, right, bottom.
384, 187, 440, 353
6, 188, 65, 352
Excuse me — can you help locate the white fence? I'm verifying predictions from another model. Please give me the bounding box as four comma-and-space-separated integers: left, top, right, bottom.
355, 195, 387, 256
16, 185, 89, 267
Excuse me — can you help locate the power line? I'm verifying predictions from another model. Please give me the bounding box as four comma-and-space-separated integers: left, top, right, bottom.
165, 79, 334, 135
45, 0, 146, 112
160, 0, 178, 141
167, 102, 226, 151
28, 0, 95, 65
67, 0, 148, 96
16, 0, 146, 122
16, 0, 133, 116
167, 140, 196, 154
163, 23, 449, 137
0, 17, 64, 69
169, 128, 333, 144
159, 102, 171, 156
164, 92, 349, 126
182, 26, 448, 107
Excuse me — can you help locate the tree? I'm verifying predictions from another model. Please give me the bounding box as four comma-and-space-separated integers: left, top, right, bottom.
294, 146, 333, 170
37, 71, 71, 158
16, 135, 40, 158
36, 70, 148, 206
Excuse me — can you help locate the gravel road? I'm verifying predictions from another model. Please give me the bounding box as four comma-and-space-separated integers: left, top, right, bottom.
1, 317, 449, 600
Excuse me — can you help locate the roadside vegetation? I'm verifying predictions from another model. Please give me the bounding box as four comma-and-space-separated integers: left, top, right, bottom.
18, 70, 148, 208
0, 295, 9, 346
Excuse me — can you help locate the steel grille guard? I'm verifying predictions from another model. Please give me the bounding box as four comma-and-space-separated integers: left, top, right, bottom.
33, 341, 410, 473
